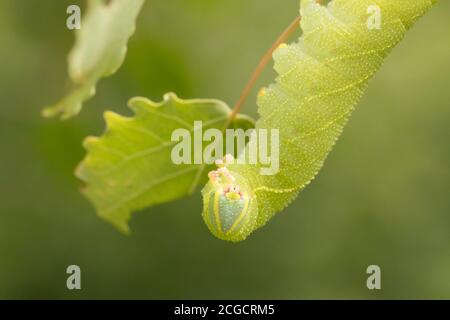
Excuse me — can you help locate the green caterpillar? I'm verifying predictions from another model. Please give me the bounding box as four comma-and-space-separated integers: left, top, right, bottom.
202, 0, 439, 242
202, 155, 258, 242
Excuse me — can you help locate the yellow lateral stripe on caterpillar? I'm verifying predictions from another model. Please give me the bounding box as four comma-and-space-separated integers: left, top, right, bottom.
254, 186, 298, 194
227, 196, 250, 235
213, 190, 223, 234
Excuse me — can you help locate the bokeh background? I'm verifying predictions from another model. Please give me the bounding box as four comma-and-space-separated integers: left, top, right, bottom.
0, 0, 449, 299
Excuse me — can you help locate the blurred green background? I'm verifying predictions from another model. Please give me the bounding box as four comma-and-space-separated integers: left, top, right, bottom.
0, 0, 449, 299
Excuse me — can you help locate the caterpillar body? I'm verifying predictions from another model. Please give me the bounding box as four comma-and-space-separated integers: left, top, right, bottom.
202, 0, 438, 242
202, 155, 258, 242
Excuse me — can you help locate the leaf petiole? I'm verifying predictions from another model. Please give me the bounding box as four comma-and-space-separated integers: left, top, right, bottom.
227, 15, 302, 126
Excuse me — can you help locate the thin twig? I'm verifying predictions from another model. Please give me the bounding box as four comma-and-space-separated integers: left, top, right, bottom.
227, 0, 327, 124
226, 15, 302, 126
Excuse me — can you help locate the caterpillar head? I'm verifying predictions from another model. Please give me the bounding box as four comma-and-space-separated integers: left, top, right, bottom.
201, 155, 257, 242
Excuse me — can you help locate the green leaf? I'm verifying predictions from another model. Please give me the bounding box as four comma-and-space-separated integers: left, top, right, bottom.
42, 0, 144, 119
201, 0, 439, 242
76, 93, 254, 233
